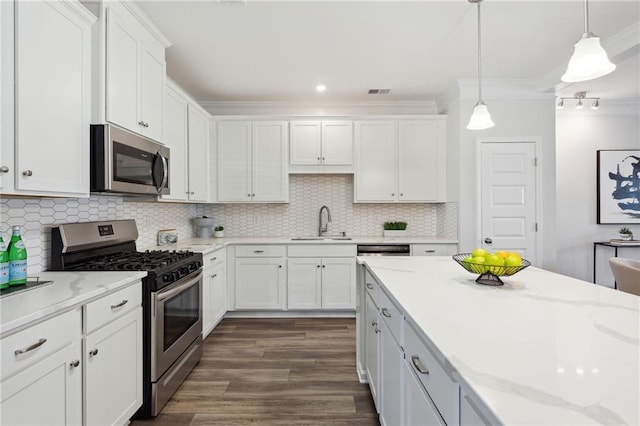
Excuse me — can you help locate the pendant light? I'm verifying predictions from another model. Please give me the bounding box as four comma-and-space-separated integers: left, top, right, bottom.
561, 0, 615, 82
467, 0, 494, 130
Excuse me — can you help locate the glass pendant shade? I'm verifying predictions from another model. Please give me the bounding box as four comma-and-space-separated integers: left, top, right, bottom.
562, 35, 616, 83
467, 101, 495, 130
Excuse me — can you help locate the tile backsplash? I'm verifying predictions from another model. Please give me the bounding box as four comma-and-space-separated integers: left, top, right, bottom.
1, 174, 457, 274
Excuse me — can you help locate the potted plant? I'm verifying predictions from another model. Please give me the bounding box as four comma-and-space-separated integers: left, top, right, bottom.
383, 221, 408, 237
618, 227, 633, 241
214, 226, 225, 238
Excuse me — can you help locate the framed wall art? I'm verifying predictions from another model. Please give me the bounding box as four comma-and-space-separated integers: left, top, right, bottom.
597, 149, 640, 224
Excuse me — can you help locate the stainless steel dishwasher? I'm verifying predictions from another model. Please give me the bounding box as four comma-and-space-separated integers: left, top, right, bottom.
357, 244, 411, 256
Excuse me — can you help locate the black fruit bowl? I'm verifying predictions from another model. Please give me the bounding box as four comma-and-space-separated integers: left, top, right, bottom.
452, 253, 531, 286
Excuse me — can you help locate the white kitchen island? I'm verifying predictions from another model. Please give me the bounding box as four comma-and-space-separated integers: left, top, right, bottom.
357, 256, 640, 425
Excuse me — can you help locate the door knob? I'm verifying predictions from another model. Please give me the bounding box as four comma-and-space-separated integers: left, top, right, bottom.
0, 166, 8, 173
484, 238, 493, 244
22, 170, 33, 177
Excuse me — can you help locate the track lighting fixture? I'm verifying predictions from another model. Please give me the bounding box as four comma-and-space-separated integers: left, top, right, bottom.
556, 91, 601, 110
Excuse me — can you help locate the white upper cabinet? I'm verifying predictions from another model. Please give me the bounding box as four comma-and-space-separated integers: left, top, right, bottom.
0, 0, 95, 197
217, 121, 288, 203
354, 118, 447, 203
354, 121, 398, 202
289, 120, 353, 173
161, 80, 211, 203
101, 1, 170, 142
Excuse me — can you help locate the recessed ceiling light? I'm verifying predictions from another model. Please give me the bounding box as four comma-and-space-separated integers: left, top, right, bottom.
315, 84, 326, 93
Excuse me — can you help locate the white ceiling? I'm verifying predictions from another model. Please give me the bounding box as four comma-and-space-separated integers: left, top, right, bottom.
135, 0, 640, 105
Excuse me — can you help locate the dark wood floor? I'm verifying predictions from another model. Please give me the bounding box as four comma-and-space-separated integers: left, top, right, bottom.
132, 317, 379, 425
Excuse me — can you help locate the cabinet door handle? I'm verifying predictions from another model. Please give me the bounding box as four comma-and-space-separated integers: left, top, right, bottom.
371, 321, 377, 327
252, 193, 255, 197
14, 338, 47, 355
366, 283, 374, 289
22, 170, 33, 177
400, 193, 404, 197
145, 122, 150, 128
375, 327, 381, 334
381, 308, 391, 318
317, 157, 321, 161
138, 121, 145, 126
317, 265, 321, 268
110, 299, 128, 310
89, 349, 99, 357
70, 359, 80, 368
211, 274, 217, 278
425, 250, 436, 253
322, 264, 326, 268
411, 355, 429, 375
0, 166, 9, 173
278, 265, 282, 268
210, 257, 217, 261
254, 250, 264, 253
247, 194, 251, 197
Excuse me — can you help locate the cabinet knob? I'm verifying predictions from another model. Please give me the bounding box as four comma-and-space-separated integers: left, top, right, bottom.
252, 193, 255, 197
211, 274, 217, 278
322, 157, 325, 161
70, 359, 80, 368
278, 265, 282, 268
144, 122, 150, 128
375, 328, 381, 334
22, 170, 33, 177
366, 283, 374, 289
190, 192, 195, 195
400, 193, 404, 197
322, 264, 326, 268
411, 355, 430, 375
391, 193, 395, 197
248, 194, 251, 197
317, 157, 321, 161
89, 348, 99, 357
317, 265, 321, 268
0, 166, 8, 173
138, 121, 145, 126
381, 308, 391, 318
185, 191, 190, 194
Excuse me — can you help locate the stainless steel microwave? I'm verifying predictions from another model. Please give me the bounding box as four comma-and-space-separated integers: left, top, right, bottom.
90, 124, 170, 195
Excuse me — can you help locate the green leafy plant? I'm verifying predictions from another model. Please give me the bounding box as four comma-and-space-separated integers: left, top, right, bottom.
619, 227, 632, 235
383, 221, 408, 231
215, 226, 224, 231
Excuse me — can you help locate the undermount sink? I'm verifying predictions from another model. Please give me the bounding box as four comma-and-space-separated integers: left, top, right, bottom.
291, 237, 352, 241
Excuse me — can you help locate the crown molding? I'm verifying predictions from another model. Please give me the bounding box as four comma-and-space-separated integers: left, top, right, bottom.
62, 1, 98, 24
435, 85, 460, 113
116, 0, 172, 47
199, 100, 438, 116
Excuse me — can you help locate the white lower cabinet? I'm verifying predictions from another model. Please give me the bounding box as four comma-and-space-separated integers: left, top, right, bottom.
1, 341, 82, 425
203, 248, 227, 337
365, 292, 380, 411
287, 245, 356, 310
379, 310, 404, 426
403, 359, 445, 426
83, 307, 143, 426
234, 249, 286, 310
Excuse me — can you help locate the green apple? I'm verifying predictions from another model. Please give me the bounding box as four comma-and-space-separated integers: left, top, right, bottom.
471, 248, 488, 258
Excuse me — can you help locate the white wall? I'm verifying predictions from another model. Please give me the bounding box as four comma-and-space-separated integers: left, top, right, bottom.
556, 106, 640, 286
456, 95, 557, 270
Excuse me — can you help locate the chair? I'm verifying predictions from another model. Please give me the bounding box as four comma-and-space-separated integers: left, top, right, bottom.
609, 257, 640, 296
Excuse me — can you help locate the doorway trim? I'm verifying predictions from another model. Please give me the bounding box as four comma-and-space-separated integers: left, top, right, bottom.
475, 137, 544, 266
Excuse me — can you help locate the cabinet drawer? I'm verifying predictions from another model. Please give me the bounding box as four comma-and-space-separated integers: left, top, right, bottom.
378, 287, 403, 347
84, 283, 142, 334
288, 244, 356, 257
364, 270, 379, 305
411, 244, 457, 256
203, 249, 225, 269
235, 245, 286, 258
1, 308, 81, 380
405, 321, 459, 426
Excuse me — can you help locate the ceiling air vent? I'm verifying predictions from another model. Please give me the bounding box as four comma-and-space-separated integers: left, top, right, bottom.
368, 89, 391, 95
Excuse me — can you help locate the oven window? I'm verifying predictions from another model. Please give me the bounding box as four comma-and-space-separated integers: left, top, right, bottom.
163, 282, 199, 351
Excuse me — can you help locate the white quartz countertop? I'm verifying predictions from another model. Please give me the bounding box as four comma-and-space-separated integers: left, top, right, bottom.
145, 236, 458, 253
0, 271, 147, 337
359, 256, 640, 425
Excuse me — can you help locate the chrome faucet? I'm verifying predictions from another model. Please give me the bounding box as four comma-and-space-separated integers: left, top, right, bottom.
318, 205, 332, 236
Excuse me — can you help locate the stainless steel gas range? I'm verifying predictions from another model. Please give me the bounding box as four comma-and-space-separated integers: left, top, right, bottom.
50, 219, 203, 418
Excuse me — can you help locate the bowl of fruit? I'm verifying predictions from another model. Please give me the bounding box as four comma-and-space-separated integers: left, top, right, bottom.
452, 249, 531, 286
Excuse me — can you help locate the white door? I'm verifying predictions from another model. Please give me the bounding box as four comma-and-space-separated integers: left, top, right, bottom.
354, 121, 397, 202
321, 258, 356, 309
288, 258, 322, 309
187, 104, 210, 202
398, 120, 440, 202
252, 121, 288, 202
321, 121, 353, 166
217, 121, 252, 202
162, 85, 188, 201
139, 46, 165, 141
290, 121, 321, 165
480, 142, 538, 264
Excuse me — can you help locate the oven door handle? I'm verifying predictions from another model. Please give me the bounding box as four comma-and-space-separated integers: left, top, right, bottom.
156, 271, 202, 302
